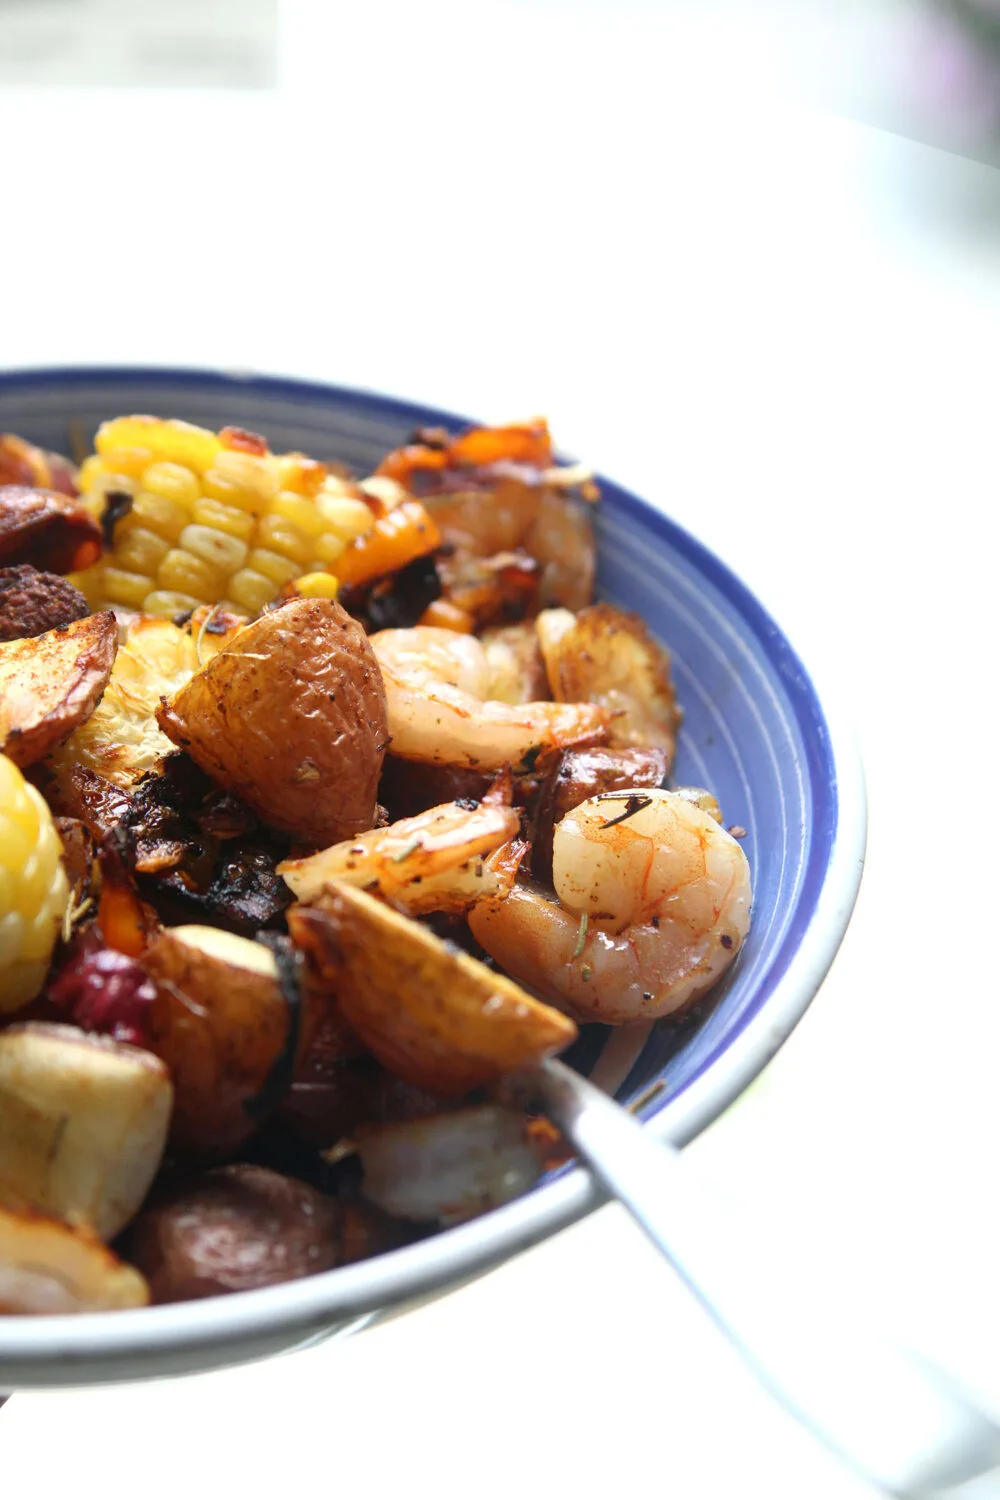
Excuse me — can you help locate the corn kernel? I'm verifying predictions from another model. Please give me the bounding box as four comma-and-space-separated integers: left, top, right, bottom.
256, 516, 313, 565
141, 461, 201, 509
101, 567, 155, 610
143, 590, 202, 619
317, 493, 376, 542
180, 524, 248, 575
271, 490, 326, 538
77, 455, 108, 491
114, 527, 171, 575
201, 470, 264, 514
274, 454, 327, 498
229, 568, 278, 614
158, 548, 223, 601
97, 417, 219, 473
246, 548, 301, 587
312, 532, 347, 565
192, 497, 255, 541
294, 572, 340, 600
87, 471, 140, 504
0, 754, 68, 1013
212, 449, 278, 502
70, 565, 107, 607
131, 490, 189, 543
99, 447, 155, 480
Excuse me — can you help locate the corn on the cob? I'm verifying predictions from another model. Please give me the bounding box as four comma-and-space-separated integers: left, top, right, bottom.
0, 752, 70, 1012
72, 417, 440, 616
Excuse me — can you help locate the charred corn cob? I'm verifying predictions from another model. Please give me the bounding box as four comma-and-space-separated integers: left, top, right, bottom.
72, 418, 440, 616
0, 752, 70, 1012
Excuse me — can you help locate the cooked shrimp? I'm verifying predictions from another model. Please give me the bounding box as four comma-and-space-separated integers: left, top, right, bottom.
279, 796, 521, 914
480, 622, 550, 705
469, 787, 751, 1024
369, 626, 608, 770
536, 604, 681, 767
428, 483, 596, 613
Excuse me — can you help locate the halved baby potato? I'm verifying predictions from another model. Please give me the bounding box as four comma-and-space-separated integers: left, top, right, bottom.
0, 610, 118, 768
289, 882, 577, 1094
157, 598, 389, 846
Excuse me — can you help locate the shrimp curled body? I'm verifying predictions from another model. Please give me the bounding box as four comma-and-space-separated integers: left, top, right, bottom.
469, 787, 752, 1024
369, 627, 607, 771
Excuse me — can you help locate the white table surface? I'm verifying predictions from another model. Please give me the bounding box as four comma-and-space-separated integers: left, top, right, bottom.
3, 8, 1000, 1493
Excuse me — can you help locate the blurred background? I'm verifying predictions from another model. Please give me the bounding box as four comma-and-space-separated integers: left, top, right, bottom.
4, 0, 1000, 164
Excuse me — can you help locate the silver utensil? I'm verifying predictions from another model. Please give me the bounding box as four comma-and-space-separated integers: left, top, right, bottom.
535, 1058, 1000, 1500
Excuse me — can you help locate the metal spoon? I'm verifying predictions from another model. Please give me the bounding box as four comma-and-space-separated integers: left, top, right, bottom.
534, 1058, 1000, 1500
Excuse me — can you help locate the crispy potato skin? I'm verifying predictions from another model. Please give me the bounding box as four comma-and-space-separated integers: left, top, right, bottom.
120, 1164, 399, 1303
289, 883, 577, 1095
0, 610, 118, 768
157, 598, 388, 845
0, 485, 100, 573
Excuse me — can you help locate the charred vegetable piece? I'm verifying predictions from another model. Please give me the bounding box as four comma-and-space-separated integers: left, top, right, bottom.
0, 1023, 172, 1240
0, 565, 89, 641
0, 1203, 148, 1313
120, 1163, 394, 1303
0, 752, 71, 1013
141, 925, 307, 1156
536, 604, 681, 765
0, 485, 100, 574
157, 598, 389, 846
358, 1105, 545, 1224
0, 610, 118, 769
289, 881, 577, 1095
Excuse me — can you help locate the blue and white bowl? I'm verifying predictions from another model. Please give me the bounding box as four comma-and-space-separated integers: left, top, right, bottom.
0, 368, 866, 1386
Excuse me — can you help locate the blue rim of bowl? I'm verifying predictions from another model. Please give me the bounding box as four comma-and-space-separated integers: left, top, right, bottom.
0, 366, 867, 1378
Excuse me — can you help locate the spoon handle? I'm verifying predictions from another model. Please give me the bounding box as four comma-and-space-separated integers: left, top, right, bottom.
537, 1059, 1000, 1500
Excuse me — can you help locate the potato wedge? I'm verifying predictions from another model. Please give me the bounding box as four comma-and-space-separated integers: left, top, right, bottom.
142, 925, 304, 1156
0, 1202, 149, 1313
536, 603, 680, 766
0, 1023, 173, 1241
157, 597, 389, 845
289, 882, 577, 1094
0, 609, 118, 769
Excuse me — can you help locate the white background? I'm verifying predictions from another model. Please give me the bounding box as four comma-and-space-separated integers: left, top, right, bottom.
3, 4, 1000, 1495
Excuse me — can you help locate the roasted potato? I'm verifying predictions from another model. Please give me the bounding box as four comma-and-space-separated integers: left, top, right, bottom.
0, 1202, 149, 1313
120, 1164, 395, 1303
141, 926, 310, 1156
536, 604, 681, 765
157, 598, 389, 846
0, 485, 100, 574
480, 621, 551, 704
289, 882, 577, 1095
0, 1023, 173, 1240
0, 610, 118, 769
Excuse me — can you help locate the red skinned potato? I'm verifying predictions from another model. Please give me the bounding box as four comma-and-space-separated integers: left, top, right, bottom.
120, 1164, 404, 1303
0, 610, 118, 769
157, 597, 388, 845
